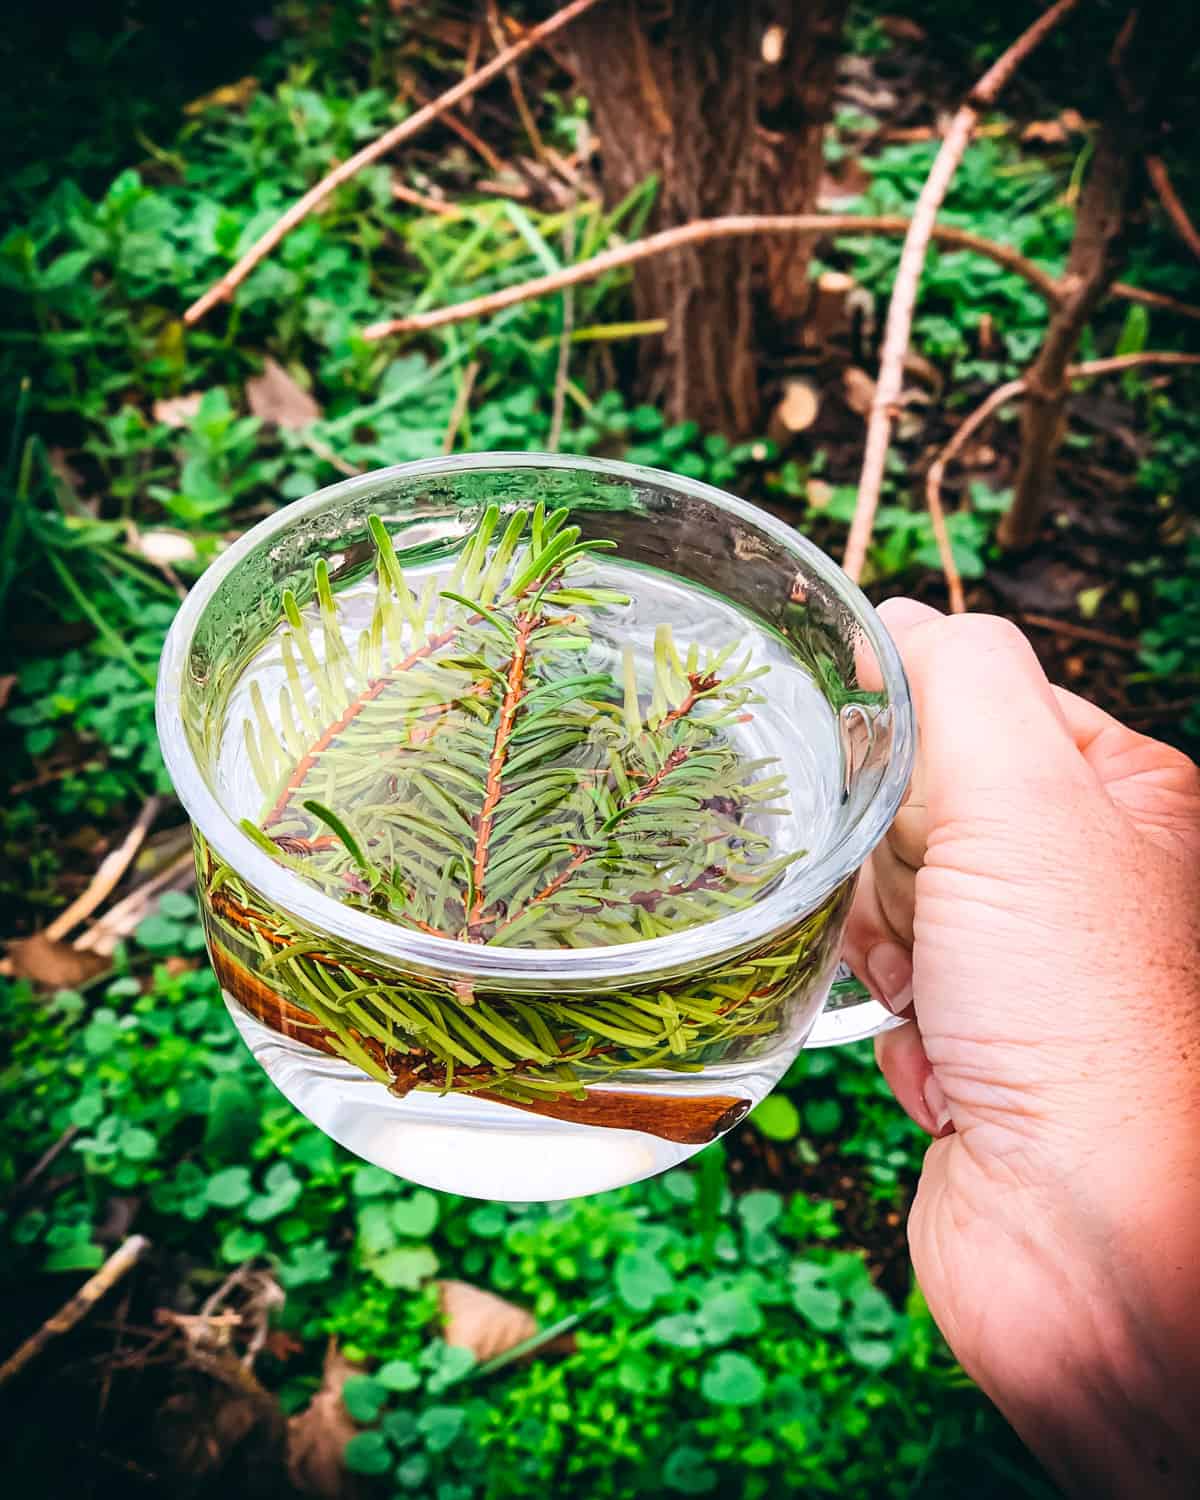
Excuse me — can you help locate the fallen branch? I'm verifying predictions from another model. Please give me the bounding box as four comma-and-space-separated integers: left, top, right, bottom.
547, 207, 577, 452
925, 378, 1026, 613
487, 0, 548, 164
43, 797, 162, 943
1145, 154, 1200, 263
842, 0, 1082, 585
74, 846, 196, 956
0, 1235, 150, 1388
413, 86, 506, 173
442, 359, 481, 453
361, 214, 1061, 340
391, 181, 462, 217
1069, 350, 1200, 378
1110, 281, 1200, 323
11, 1124, 80, 1198
924, 351, 1200, 609
182, 0, 605, 325
1019, 613, 1137, 651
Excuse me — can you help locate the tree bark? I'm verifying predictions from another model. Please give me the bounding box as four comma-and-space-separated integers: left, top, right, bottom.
568, 0, 847, 435
999, 2, 1187, 551
997, 114, 1136, 550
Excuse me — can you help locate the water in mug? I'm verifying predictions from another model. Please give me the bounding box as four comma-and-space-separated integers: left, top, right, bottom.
200, 508, 852, 1198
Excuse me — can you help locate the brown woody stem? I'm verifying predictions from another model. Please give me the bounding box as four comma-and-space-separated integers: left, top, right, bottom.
467, 611, 537, 931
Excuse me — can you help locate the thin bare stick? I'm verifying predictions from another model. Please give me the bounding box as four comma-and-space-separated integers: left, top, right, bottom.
842, 0, 1082, 584
74, 847, 196, 956
487, 0, 548, 163
1110, 281, 1200, 323
43, 797, 162, 942
442, 359, 481, 453
547, 207, 577, 452
924, 350, 1200, 610
391, 181, 463, 218
1070, 350, 1200, 378
12, 1125, 79, 1198
182, 0, 605, 325
925, 378, 1028, 612
361, 214, 1061, 340
1019, 613, 1136, 651
1145, 154, 1200, 262
414, 88, 506, 173
0, 1235, 150, 1388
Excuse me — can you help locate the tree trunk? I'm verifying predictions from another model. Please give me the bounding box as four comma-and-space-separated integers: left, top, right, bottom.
999, 2, 1184, 551
568, 0, 847, 435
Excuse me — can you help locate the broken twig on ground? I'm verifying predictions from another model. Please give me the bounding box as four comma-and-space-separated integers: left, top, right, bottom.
924, 351, 1200, 608
360, 213, 1062, 340
0, 1236, 150, 1388
42, 797, 162, 943
842, 0, 1082, 585
182, 0, 605, 325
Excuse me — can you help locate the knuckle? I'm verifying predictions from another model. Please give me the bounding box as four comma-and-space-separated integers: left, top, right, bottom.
907, 611, 1036, 674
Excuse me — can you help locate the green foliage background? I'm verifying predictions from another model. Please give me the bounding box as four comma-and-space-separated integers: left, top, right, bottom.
2, 3, 1197, 1495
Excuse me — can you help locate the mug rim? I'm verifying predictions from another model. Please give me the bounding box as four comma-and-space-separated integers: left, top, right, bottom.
156, 451, 914, 982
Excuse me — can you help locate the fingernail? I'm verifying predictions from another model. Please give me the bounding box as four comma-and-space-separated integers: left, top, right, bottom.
866, 941, 913, 1015
923, 1073, 953, 1136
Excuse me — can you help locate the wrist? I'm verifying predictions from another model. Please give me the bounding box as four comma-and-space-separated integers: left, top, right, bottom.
966, 1193, 1200, 1499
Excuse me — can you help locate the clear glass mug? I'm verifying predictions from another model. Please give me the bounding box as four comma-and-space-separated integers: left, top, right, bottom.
157, 454, 913, 1201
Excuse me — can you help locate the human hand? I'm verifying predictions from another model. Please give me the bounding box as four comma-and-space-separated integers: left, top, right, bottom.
843, 601, 1200, 1499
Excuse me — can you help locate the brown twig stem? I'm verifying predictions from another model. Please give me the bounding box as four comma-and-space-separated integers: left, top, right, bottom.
1019, 614, 1136, 651
44, 797, 162, 942
924, 351, 1200, 609
842, 0, 1082, 584
262, 623, 462, 828
442, 359, 481, 453
413, 87, 506, 173
924, 378, 1026, 613
181, 0, 605, 325
391, 181, 462, 217
0, 1236, 150, 1388
547, 206, 577, 452
487, 0, 548, 163
1109, 281, 1200, 323
625, 745, 689, 808
1145, 154, 1200, 262
360, 213, 1062, 340
1070, 350, 1200, 378
11, 1125, 80, 1198
468, 611, 537, 930
519, 845, 592, 914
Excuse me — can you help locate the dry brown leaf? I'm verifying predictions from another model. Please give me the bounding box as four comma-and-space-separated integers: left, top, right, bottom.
1022, 118, 1068, 146
132, 529, 198, 567
246, 358, 322, 430
7, 933, 110, 990
761, 23, 785, 63
184, 76, 259, 116
878, 13, 927, 42
806, 479, 834, 510
47, 446, 87, 501
768, 378, 820, 444
438, 1279, 537, 1362
288, 1343, 370, 1500
0, 675, 15, 712
1022, 109, 1088, 146
154, 392, 204, 428
902, 350, 944, 398
842, 366, 876, 417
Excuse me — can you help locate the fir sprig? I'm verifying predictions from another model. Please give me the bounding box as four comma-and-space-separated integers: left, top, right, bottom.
207, 504, 835, 1110
239, 504, 797, 949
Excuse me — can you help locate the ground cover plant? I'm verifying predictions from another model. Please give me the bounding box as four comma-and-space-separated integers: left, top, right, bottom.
2, 2, 1197, 1496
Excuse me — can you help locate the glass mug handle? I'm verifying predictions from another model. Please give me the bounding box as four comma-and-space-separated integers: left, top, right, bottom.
804, 963, 906, 1047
